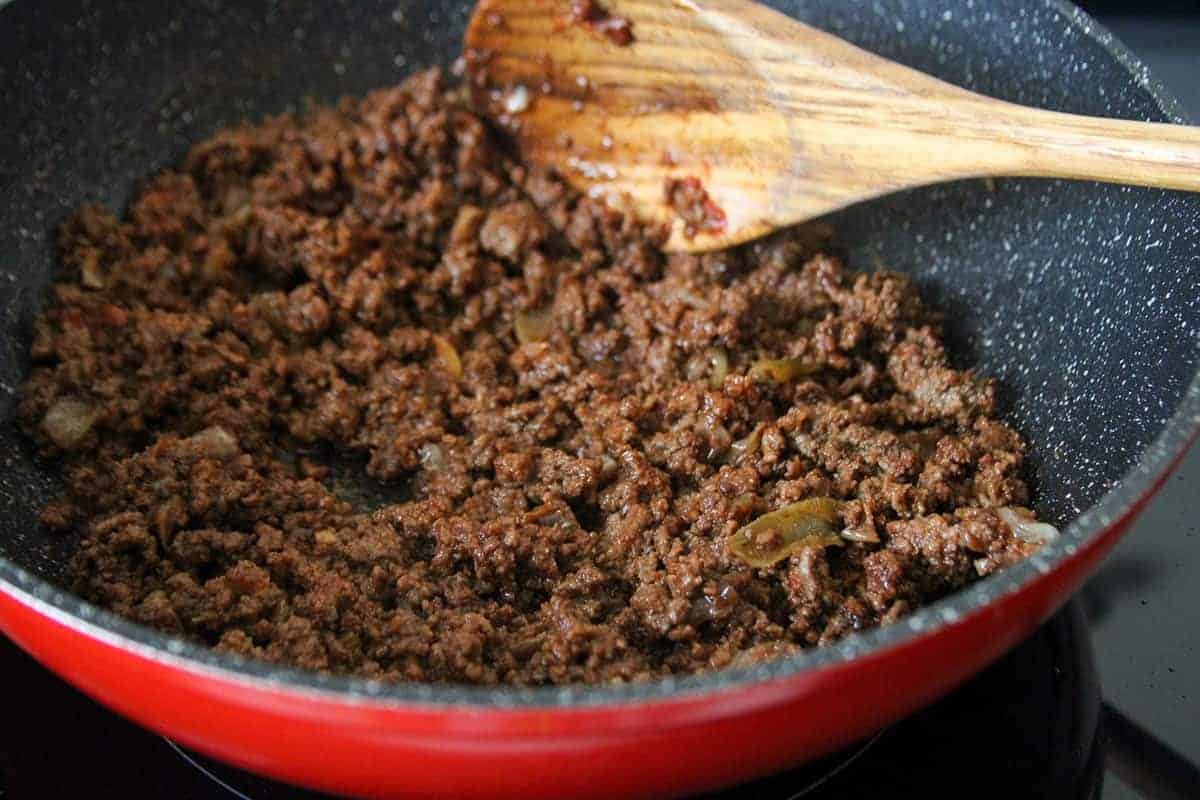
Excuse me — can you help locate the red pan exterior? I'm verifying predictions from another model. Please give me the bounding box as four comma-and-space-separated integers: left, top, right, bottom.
0, 482, 1159, 800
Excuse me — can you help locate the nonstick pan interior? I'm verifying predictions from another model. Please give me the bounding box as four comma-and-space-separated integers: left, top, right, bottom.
1, 0, 1198, 692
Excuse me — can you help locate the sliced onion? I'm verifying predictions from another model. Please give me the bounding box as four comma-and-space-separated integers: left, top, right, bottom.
996, 507, 1059, 545
418, 443, 446, 470
189, 426, 239, 461
41, 397, 99, 450
729, 497, 842, 568
431, 335, 462, 378
599, 454, 618, 480
514, 307, 554, 345
840, 527, 880, 544
723, 423, 762, 465
707, 348, 728, 388
80, 251, 106, 289
749, 357, 819, 384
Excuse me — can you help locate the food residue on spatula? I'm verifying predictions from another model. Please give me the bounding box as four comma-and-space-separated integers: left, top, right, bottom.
568, 0, 635, 45
665, 175, 728, 237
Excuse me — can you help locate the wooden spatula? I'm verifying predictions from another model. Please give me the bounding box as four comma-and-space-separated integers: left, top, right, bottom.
464, 0, 1200, 252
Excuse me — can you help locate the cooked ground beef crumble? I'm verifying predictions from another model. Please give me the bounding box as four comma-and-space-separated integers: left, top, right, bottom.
18, 69, 1046, 686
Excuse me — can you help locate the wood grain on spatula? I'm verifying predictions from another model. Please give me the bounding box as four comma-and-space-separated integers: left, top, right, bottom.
465, 0, 1200, 253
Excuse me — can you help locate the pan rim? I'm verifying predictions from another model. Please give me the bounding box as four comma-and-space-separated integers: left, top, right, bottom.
1, 0, 1197, 712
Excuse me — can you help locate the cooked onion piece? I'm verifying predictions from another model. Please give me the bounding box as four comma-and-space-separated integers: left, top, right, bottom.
41, 397, 99, 450
729, 497, 843, 568
749, 356, 819, 384
723, 423, 763, 465
996, 507, 1059, 545
514, 307, 554, 345
431, 335, 462, 378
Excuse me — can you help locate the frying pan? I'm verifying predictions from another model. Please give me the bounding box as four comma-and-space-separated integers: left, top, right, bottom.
0, 1, 1197, 798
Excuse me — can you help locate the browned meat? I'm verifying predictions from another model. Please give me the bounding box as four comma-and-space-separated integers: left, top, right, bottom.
17, 68, 1042, 686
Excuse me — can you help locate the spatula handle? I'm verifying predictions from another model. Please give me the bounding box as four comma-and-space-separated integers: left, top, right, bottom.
983, 104, 1200, 192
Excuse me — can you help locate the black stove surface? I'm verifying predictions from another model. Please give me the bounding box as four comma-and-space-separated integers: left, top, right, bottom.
0, 602, 1103, 800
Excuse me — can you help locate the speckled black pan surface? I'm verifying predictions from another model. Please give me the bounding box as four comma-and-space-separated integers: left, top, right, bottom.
0, 0, 1197, 706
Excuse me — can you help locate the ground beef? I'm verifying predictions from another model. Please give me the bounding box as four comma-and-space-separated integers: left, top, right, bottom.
18, 68, 1045, 686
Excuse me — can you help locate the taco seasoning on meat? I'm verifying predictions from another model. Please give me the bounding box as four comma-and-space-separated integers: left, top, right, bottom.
18, 69, 1054, 686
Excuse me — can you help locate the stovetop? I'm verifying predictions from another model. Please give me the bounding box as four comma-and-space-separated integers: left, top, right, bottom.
0, 602, 1105, 799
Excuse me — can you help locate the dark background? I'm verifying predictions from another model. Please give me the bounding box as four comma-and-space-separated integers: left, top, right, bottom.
1071, 4, 1200, 800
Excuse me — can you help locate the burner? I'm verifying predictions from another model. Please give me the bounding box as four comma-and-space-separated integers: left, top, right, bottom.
167, 730, 886, 800
161, 602, 1102, 799
165, 739, 334, 800
0, 602, 1101, 799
